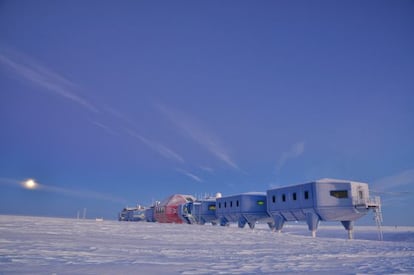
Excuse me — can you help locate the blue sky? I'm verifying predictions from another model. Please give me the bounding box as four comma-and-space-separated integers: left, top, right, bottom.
1, 1, 413, 225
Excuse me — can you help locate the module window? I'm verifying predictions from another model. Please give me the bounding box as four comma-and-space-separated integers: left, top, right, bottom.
304, 191, 309, 200
282, 194, 286, 202
208, 205, 216, 211
330, 190, 348, 199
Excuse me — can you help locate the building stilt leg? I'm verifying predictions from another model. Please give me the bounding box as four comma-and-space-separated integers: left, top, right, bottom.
306, 213, 320, 238
341, 221, 354, 240
348, 229, 354, 240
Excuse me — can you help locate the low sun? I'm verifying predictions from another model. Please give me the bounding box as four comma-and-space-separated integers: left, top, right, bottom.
23, 179, 38, 189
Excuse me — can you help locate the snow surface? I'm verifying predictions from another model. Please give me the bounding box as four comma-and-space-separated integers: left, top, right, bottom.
0, 215, 413, 274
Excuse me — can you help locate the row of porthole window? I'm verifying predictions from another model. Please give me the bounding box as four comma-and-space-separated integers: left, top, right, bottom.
271, 191, 310, 203
218, 200, 240, 209
155, 207, 165, 213
217, 200, 265, 209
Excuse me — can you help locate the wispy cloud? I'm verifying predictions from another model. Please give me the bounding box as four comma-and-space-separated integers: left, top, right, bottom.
0, 177, 22, 187
89, 120, 119, 136
199, 166, 214, 173
372, 168, 414, 191
0, 49, 98, 113
43, 184, 127, 204
102, 105, 135, 126
0, 177, 127, 204
127, 129, 184, 163
276, 141, 305, 172
156, 104, 239, 170
176, 169, 203, 183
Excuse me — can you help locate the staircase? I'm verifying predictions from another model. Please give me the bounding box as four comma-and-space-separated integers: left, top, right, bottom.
367, 196, 383, 241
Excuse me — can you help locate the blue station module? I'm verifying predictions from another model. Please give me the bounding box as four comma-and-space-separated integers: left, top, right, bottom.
216, 192, 274, 229
118, 206, 146, 222
178, 197, 218, 225
144, 206, 156, 222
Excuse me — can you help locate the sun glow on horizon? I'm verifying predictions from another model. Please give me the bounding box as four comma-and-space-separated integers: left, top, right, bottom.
23, 179, 38, 190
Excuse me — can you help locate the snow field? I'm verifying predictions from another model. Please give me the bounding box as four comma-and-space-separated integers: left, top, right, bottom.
0, 215, 413, 274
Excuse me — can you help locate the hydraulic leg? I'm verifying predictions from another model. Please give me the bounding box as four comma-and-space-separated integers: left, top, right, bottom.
341, 221, 354, 240
273, 214, 285, 233
306, 212, 320, 238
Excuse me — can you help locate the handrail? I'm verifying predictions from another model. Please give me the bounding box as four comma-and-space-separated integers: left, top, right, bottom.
353, 196, 381, 208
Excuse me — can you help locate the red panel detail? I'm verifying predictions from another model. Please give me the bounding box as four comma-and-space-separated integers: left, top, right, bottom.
154, 194, 194, 223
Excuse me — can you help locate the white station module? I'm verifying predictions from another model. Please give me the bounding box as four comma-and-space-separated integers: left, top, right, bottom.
266, 178, 382, 239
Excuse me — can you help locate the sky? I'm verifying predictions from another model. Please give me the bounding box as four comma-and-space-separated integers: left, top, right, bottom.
0, 1, 413, 225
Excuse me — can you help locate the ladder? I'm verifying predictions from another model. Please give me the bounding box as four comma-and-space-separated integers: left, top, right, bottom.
371, 196, 383, 241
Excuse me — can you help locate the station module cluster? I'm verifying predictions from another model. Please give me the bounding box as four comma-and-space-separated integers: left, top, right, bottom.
119, 178, 383, 240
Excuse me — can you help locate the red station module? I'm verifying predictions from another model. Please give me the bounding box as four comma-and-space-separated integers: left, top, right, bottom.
154, 194, 195, 223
